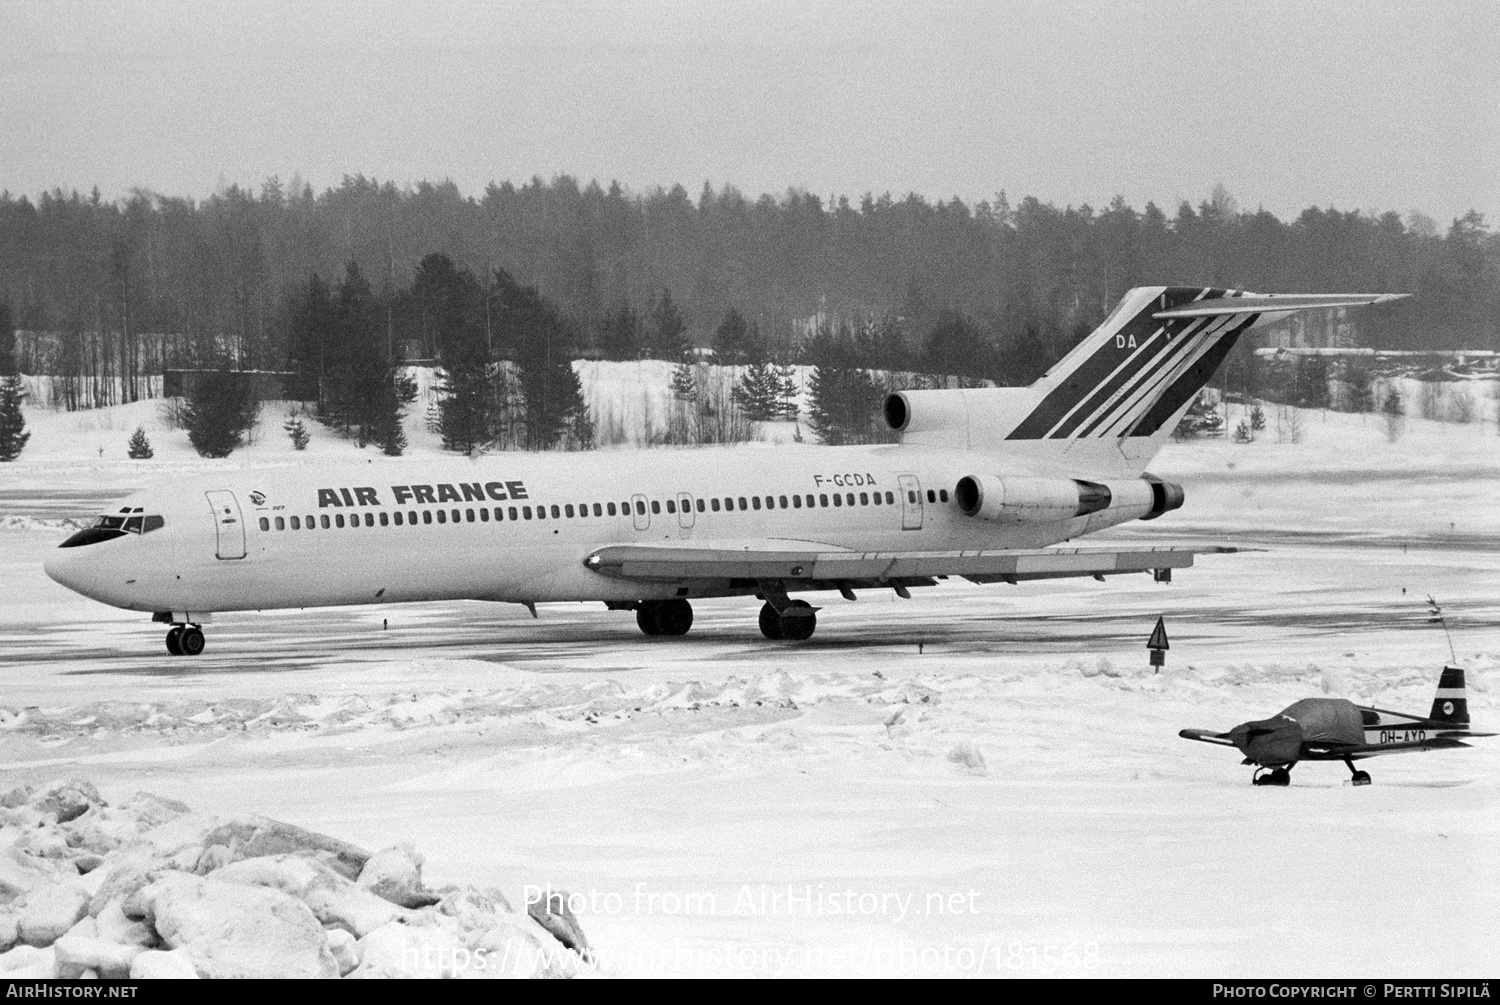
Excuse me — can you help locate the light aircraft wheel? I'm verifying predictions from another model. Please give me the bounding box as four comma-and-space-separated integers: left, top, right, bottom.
780, 600, 817, 642
1351, 770, 1371, 786
654, 599, 693, 636
636, 604, 663, 636
758, 603, 784, 640
178, 625, 206, 657
1253, 767, 1290, 787
165, 626, 183, 656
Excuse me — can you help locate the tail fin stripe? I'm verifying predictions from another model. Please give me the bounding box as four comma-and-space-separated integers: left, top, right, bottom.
1008, 291, 1218, 440
1126, 322, 1253, 436
1049, 310, 1236, 439
1073, 328, 1220, 438
1078, 314, 1243, 438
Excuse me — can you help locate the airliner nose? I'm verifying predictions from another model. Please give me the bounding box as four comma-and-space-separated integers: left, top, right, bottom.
44, 548, 96, 597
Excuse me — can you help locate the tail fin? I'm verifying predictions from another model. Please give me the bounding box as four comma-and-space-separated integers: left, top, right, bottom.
1429, 664, 1470, 726
1006, 287, 1405, 441
888, 286, 1406, 473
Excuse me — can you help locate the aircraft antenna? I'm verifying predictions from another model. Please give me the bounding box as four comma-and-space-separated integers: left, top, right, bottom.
1425, 594, 1457, 664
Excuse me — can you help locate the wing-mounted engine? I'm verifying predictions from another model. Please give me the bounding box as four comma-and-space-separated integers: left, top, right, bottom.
953, 474, 1182, 524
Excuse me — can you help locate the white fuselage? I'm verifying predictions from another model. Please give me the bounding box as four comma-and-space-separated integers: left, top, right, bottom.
44, 442, 1156, 618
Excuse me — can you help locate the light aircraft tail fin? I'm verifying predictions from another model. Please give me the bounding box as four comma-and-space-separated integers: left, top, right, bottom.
888, 287, 1406, 474
1428, 664, 1470, 726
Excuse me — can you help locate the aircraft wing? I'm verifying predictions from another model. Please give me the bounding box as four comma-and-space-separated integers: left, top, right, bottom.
1300, 737, 1475, 760
583, 540, 1246, 585
1177, 729, 1238, 747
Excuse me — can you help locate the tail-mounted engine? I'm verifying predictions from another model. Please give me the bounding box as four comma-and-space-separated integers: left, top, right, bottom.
953, 474, 1183, 524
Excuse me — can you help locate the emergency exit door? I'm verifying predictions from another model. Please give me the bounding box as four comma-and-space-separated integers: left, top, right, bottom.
205, 490, 247, 559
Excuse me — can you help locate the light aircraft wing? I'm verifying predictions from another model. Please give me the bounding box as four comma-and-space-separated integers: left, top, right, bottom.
584, 541, 1246, 585
1177, 729, 1238, 747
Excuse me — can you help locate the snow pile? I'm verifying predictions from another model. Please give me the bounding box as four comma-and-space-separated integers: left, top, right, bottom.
0, 779, 594, 979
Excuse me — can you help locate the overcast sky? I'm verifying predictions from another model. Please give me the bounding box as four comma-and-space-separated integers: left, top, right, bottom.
1, 0, 1495, 224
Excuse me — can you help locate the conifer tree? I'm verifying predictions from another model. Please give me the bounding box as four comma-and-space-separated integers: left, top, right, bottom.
284, 415, 310, 450
733, 362, 781, 420
0, 375, 29, 462
670, 362, 698, 401
651, 290, 690, 360
599, 305, 641, 361
1174, 392, 1225, 439
183, 369, 260, 458
0, 301, 27, 462
805, 326, 883, 445
126, 427, 154, 459
712, 308, 749, 364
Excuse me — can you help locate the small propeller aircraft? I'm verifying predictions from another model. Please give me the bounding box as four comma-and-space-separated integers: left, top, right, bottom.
1180, 665, 1492, 786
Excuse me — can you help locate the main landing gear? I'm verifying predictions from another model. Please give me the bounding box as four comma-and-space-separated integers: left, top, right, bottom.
165, 624, 205, 657
758, 600, 816, 641
1252, 765, 1292, 786
636, 599, 694, 637
1344, 757, 1372, 786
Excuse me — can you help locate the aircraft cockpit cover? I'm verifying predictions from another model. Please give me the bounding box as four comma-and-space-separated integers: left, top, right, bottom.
1278, 698, 1363, 746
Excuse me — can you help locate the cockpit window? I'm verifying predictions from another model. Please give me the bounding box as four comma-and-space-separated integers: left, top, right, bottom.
59, 513, 165, 548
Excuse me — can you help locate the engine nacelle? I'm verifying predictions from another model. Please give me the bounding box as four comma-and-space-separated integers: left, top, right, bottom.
953, 475, 1112, 524
953, 474, 1184, 524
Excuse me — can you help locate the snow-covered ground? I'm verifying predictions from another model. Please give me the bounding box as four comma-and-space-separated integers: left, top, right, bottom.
1, 383, 1497, 977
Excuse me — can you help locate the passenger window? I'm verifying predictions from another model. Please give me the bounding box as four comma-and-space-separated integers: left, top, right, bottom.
927, 490, 936, 503
651, 500, 660, 515
939, 489, 949, 503
819, 494, 828, 507
495, 507, 504, 521
886, 491, 895, 504
907, 491, 916, 504
290, 516, 301, 530
872, 493, 881, 506
409, 511, 418, 524
275, 516, 286, 530
306, 515, 315, 529
860, 493, 868, 505
257, 517, 268, 531
635, 501, 645, 516
537, 506, 546, 520
422, 511, 432, 524
737, 497, 747, 510
479, 508, 489, 522
806, 495, 815, 508
452, 509, 461, 522
711, 498, 721, 512
508, 507, 517, 520
393, 512, 403, 526
523, 507, 533, 520
751, 497, 761, 510
365, 513, 375, 527
622, 500, 631, 514
846, 493, 855, 506
778, 495, 788, 509
437, 510, 447, 524
565, 504, 575, 518
550, 505, 560, 519
607, 502, 617, 516
833, 494, 842, 507
593, 503, 602, 516
666, 500, 675, 514
792, 495, 802, 508
696, 499, 705, 512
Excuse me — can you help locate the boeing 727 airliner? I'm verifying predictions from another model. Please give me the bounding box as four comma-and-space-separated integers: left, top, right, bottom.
44, 286, 1404, 655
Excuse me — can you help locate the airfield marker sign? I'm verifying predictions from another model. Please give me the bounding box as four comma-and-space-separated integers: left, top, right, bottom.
1148, 616, 1169, 670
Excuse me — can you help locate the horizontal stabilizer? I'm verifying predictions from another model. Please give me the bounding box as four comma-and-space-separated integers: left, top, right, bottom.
585, 541, 1248, 584
1154, 293, 1408, 319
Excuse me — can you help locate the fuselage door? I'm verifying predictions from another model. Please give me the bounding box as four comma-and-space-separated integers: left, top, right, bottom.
205, 490, 247, 560
898, 475, 923, 530
631, 493, 650, 531
676, 493, 695, 529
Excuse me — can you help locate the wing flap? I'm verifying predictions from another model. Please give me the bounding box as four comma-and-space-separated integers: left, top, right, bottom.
584, 541, 1247, 584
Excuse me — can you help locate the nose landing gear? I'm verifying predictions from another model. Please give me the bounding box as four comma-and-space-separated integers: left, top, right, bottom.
1252, 765, 1292, 786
